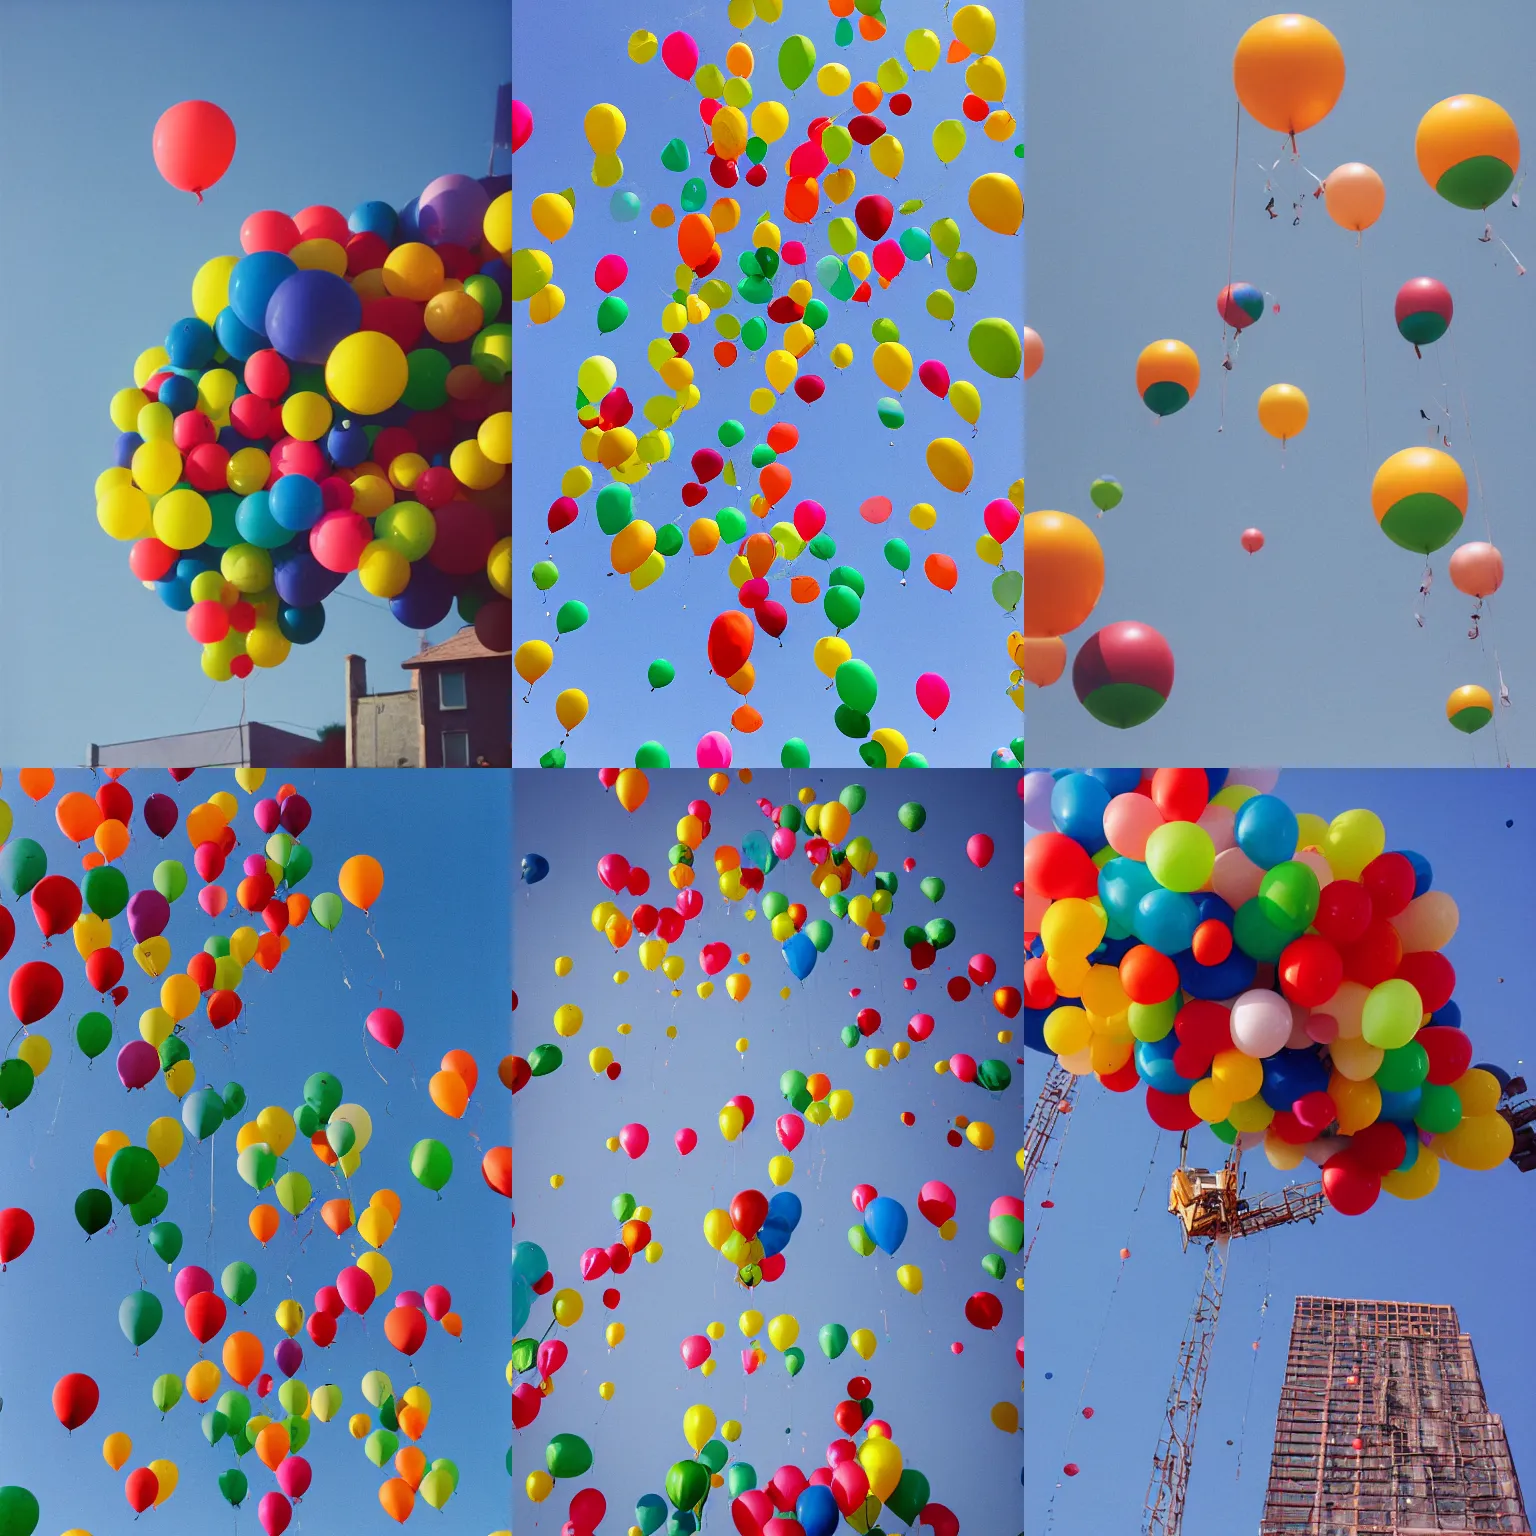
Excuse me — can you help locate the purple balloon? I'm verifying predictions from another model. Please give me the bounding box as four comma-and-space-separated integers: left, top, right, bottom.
389, 560, 456, 629
227, 251, 297, 337
126, 889, 171, 945
117, 1039, 160, 1091
143, 793, 179, 839
416, 173, 489, 247
274, 1337, 304, 1378
264, 270, 363, 366
253, 798, 281, 834
279, 795, 311, 836
174, 1265, 215, 1307
273, 545, 344, 608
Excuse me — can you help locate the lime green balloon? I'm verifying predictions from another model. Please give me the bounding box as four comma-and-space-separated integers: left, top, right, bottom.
1144, 822, 1216, 893
1090, 477, 1124, 512
947, 252, 978, 292
311, 892, 343, 930
366, 1428, 399, 1468
930, 218, 961, 258
152, 1372, 183, 1414
827, 217, 857, 256
1257, 861, 1320, 931
969, 317, 1020, 378
1362, 978, 1425, 1049
152, 859, 187, 901
848, 1224, 876, 1256
821, 123, 853, 164
926, 289, 956, 322
899, 802, 928, 831
411, 1138, 453, 1191
778, 34, 816, 91
275, 1170, 312, 1216
784, 1346, 805, 1376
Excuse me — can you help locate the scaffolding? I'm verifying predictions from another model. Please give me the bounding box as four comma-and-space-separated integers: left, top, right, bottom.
1023, 1061, 1077, 1198
1259, 1296, 1531, 1536
1495, 1073, 1536, 1173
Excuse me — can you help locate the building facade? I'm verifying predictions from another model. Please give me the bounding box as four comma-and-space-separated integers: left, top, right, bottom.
89, 723, 342, 769
1260, 1295, 1529, 1536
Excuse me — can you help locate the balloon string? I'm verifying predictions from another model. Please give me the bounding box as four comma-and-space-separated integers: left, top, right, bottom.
1219, 99, 1241, 433
1356, 238, 1372, 468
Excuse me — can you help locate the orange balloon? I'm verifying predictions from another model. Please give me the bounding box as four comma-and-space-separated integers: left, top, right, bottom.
923, 553, 959, 591
338, 854, 384, 910
254, 932, 283, 972
1324, 162, 1385, 232
441, 1048, 478, 1094
321, 1198, 354, 1235
17, 769, 54, 801
184, 803, 227, 848
744, 532, 777, 578
248, 1205, 281, 1245
730, 706, 763, 733
81, 852, 105, 872
395, 1446, 427, 1490
783, 176, 819, 224
758, 462, 792, 507
807, 1072, 831, 1101
222, 1331, 263, 1387
852, 81, 882, 112
441, 1310, 463, 1338
372, 1188, 402, 1223
481, 1145, 512, 1197
94, 819, 130, 861
311, 1129, 340, 1166
429, 1069, 469, 1119
1022, 636, 1068, 687
789, 575, 820, 603
713, 341, 738, 368
256, 1423, 289, 1471
56, 791, 103, 844
379, 1477, 415, 1523
765, 423, 799, 453
396, 1404, 428, 1441
727, 662, 756, 697
677, 212, 716, 269
286, 893, 310, 926
1024, 510, 1104, 638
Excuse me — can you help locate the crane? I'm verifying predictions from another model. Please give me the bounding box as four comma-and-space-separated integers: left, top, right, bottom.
1142, 1135, 1326, 1536
1022, 1063, 1078, 1270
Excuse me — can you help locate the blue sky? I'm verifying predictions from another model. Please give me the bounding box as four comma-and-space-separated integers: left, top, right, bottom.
1024, 770, 1536, 1534
0, 0, 510, 762
0, 768, 510, 1531
512, 2, 1023, 768
1028, 3, 1536, 765
513, 769, 1023, 1530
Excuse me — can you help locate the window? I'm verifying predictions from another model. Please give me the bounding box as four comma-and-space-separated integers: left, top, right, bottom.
438, 671, 467, 710
442, 731, 470, 767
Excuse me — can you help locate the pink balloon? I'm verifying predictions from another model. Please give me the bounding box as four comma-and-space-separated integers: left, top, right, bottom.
1023, 326, 1043, 379
918, 1180, 956, 1225
858, 496, 893, 524
700, 941, 731, 975
907, 1012, 934, 1041
424, 1284, 451, 1321
966, 833, 994, 868
597, 852, 631, 892
1449, 540, 1503, 598
918, 359, 951, 397
792, 500, 826, 539
741, 1347, 760, 1374
771, 827, 797, 858
366, 1007, 404, 1049
276, 1455, 311, 1500
950, 1052, 978, 1082
872, 239, 905, 281
174, 1265, 214, 1307
915, 672, 950, 721
1241, 527, 1265, 554
697, 731, 733, 770
1212, 845, 1265, 908
984, 497, 1020, 543
675, 1127, 698, 1155
681, 1333, 712, 1368
768, 1464, 808, 1512
832, 1459, 871, 1516
258, 1492, 292, 1536
776, 1113, 805, 1151
594, 254, 629, 293
337, 1265, 376, 1314
618, 1123, 649, 1159
538, 1339, 569, 1377
734, 1489, 775, 1531
1103, 791, 1166, 860
661, 30, 700, 79
198, 885, 228, 917
511, 99, 533, 154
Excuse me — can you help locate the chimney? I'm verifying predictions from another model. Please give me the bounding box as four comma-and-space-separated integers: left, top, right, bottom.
345, 655, 367, 767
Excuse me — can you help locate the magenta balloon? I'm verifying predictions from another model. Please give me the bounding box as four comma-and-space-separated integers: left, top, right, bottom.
696, 731, 733, 770
416, 173, 490, 248
278, 794, 310, 834
915, 672, 951, 721
275, 1455, 311, 1500
512, 99, 533, 154
126, 889, 171, 945
618, 1122, 650, 1159
258, 1491, 292, 1536
142, 793, 179, 839
680, 1333, 712, 1368
983, 497, 1021, 543
366, 1008, 405, 1049
395, 1289, 426, 1311
661, 30, 700, 79
117, 1039, 160, 1091
675, 1127, 698, 1155
776, 1113, 805, 1151
594, 255, 629, 293
253, 798, 281, 834
424, 1284, 451, 1320
174, 1265, 214, 1307
918, 359, 951, 397
792, 500, 826, 539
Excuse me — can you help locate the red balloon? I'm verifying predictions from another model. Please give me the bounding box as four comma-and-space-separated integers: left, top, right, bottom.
964, 1290, 1004, 1329
731, 1189, 769, 1239
1150, 768, 1209, 823
1279, 934, 1344, 1007
96, 782, 133, 824
569, 1488, 607, 1535
1146, 1086, 1201, 1131
1350, 1121, 1407, 1175
1396, 950, 1456, 1012
185, 1290, 228, 1344
708, 610, 755, 679
384, 1305, 428, 1357
9, 960, 63, 1024
31, 874, 83, 939
831, 1459, 870, 1516
1119, 945, 1179, 1005
1362, 852, 1416, 917
1313, 879, 1374, 946
1419, 1024, 1473, 1085
1024, 832, 1099, 899
1341, 918, 1402, 987
152, 100, 237, 200
966, 833, 995, 868
52, 1372, 100, 1431
0, 1207, 35, 1267
1321, 1152, 1381, 1215
854, 195, 893, 240
0, 904, 14, 962
125, 1467, 160, 1513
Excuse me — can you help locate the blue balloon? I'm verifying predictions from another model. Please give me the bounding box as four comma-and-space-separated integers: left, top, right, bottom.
277, 603, 326, 645
166, 316, 217, 370
348, 200, 398, 240
157, 373, 199, 414
1430, 998, 1461, 1029
1204, 769, 1229, 793
389, 561, 457, 629
273, 546, 342, 608
862, 1195, 908, 1255
1087, 768, 1142, 796
1022, 1006, 1051, 1055
1378, 1087, 1423, 1124
1260, 1048, 1330, 1111
115, 431, 143, 468
264, 269, 363, 366
759, 1217, 791, 1258
796, 1485, 839, 1536
235, 491, 293, 551
782, 931, 817, 981
1176, 946, 1256, 1000
511, 1241, 549, 1284
1134, 1036, 1197, 1094
1397, 849, 1432, 895
1234, 794, 1299, 870
511, 1272, 531, 1335
1134, 888, 1199, 954
1051, 772, 1111, 852
154, 572, 195, 611
228, 251, 297, 337
767, 1190, 802, 1231
521, 854, 550, 885
269, 473, 324, 532
214, 305, 266, 362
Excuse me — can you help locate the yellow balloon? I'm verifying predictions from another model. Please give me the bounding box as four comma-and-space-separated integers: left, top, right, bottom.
683, 1404, 717, 1454
326, 332, 408, 416
766, 1314, 799, 1351
526, 1470, 554, 1503
768, 1155, 794, 1186
905, 29, 941, 71
739, 1309, 763, 1337
1257, 383, 1310, 442
850, 1327, 878, 1360
857, 1434, 903, 1501
103, 1431, 133, 1470
584, 104, 627, 156
531, 192, 574, 242
554, 1288, 584, 1327
953, 5, 997, 54
896, 1264, 923, 1294
949, 380, 982, 425
872, 342, 913, 393
933, 119, 968, 166
515, 641, 553, 687
555, 689, 589, 732
925, 437, 974, 493
146, 1116, 184, 1167
869, 135, 904, 179
991, 1401, 1021, 1434
764, 350, 798, 392
968, 172, 1022, 235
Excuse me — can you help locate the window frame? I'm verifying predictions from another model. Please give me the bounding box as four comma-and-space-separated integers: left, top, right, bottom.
441, 730, 471, 767
438, 670, 468, 711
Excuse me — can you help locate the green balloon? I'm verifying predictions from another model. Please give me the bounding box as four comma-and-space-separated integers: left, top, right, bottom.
840, 783, 868, 811
887, 1469, 932, 1526
108, 1146, 159, 1206
835, 660, 879, 714
539, 748, 568, 769
848, 1224, 876, 1256
532, 560, 559, 591
0, 1059, 32, 1111
366, 1428, 399, 1468
1258, 861, 1320, 931
159, 1036, 190, 1072
204, 1409, 229, 1447
819, 1321, 850, 1358
278, 1379, 308, 1416
0, 839, 46, 898
924, 917, 956, 949
824, 586, 861, 631
830, 565, 866, 598
275, 1170, 312, 1216
182, 1087, 225, 1141
237, 1143, 276, 1192
977, 1058, 1013, 1092
666, 1459, 710, 1512
926, 289, 956, 322
780, 1070, 808, 1103
858, 741, 886, 768
1375, 1041, 1430, 1093
661, 137, 690, 172
930, 218, 961, 258
311, 892, 343, 931
821, 123, 853, 164
718, 419, 745, 447
75, 1011, 112, 1059
218, 1389, 251, 1430
1232, 897, 1293, 963
294, 1102, 321, 1139
555, 600, 589, 635
119, 1288, 164, 1347
286, 843, 313, 887
655, 523, 683, 557
597, 295, 629, 333
778, 804, 803, 832
148, 1221, 183, 1265
680, 177, 707, 212
899, 802, 928, 831
992, 569, 1023, 611
130, 1187, 168, 1226
982, 1252, 1007, 1280
266, 832, 295, 869
286, 1413, 309, 1453
304, 1071, 342, 1121
648, 659, 676, 690
596, 483, 632, 534
780, 737, 811, 768
83, 864, 129, 918
0, 1487, 39, 1536
528, 1044, 563, 1077
699, 1439, 730, 1474
75, 1187, 112, 1236
834, 705, 871, 740
222, 1081, 247, 1118
804, 919, 833, 952
871, 317, 901, 344
741, 316, 768, 351
411, 1138, 453, 1191
761, 892, 789, 920
727, 1463, 757, 1497
808, 533, 837, 560
717, 506, 747, 542
876, 397, 905, 429
612, 1192, 637, 1223
222, 1261, 257, 1306
840, 1022, 862, 1047
901, 753, 930, 768
152, 859, 187, 901
1090, 477, 1124, 512
777, 33, 816, 90
218, 1469, 248, 1507
968, 317, 1022, 378
635, 742, 671, 768
784, 1346, 805, 1376
802, 299, 829, 330
948, 252, 978, 292
547, 1432, 594, 1480
326, 1118, 356, 1157
1415, 1082, 1464, 1134
883, 538, 911, 572
152, 1372, 183, 1414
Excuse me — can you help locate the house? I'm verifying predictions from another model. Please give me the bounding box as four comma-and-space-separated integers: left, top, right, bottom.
88, 723, 344, 769
345, 627, 509, 767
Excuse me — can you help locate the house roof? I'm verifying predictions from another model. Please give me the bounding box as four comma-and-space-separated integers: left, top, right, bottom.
401, 626, 508, 670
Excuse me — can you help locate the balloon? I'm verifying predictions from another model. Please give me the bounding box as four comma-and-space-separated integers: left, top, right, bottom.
1217, 282, 1265, 330
968, 173, 1022, 235
1448, 542, 1501, 599
1241, 528, 1265, 554
153, 101, 237, 200
1137, 340, 1199, 416
1257, 383, 1309, 442
1371, 447, 1466, 554
1232, 15, 1345, 138
1416, 96, 1520, 209
1073, 622, 1175, 728
1396, 277, 1454, 352
968, 318, 1021, 378
1447, 685, 1493, 735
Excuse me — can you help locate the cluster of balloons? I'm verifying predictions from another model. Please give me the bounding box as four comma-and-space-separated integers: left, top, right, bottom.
98, 154, 512, 679
1025, 769, 1516, 1214
513, 4, 1026, 765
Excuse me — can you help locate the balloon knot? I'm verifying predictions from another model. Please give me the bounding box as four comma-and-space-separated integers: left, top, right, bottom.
194, 189, 204, 204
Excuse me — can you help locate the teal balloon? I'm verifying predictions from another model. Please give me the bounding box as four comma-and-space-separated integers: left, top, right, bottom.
835, 660, 879, 714
898, 227, 932, 260
1090, 477, 1124, 512
0, 839, 46, 897
303, 1071, 342, 1121
148, 1221, 183, 1265
636, 1493, 668, 1535
883, 538, 911, 572
815, 255, 855, 301
834, 14, 853, 44
610, 190, 642, 220
597, 296, 629, 333
780, 737, 811, 768
699, 1439, 729, 1474
680, 178, 706, 212
555, 601, 589, 635
661, 137, 690, 171
727, 1463, 757, 1497
119, 1289, 164, 1347
876, 396, 905, 429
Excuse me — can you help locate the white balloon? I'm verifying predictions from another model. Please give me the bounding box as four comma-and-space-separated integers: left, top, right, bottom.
1230, 989, 1293, 1058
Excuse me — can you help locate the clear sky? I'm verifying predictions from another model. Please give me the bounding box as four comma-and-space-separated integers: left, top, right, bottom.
1027, 2, 1536, 766
0, 768, 510, 1531
512, 1, 1024, 768
512, 769, 1023, 1531
1023, 769, 1536, 1535
0, 0, 511, 762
